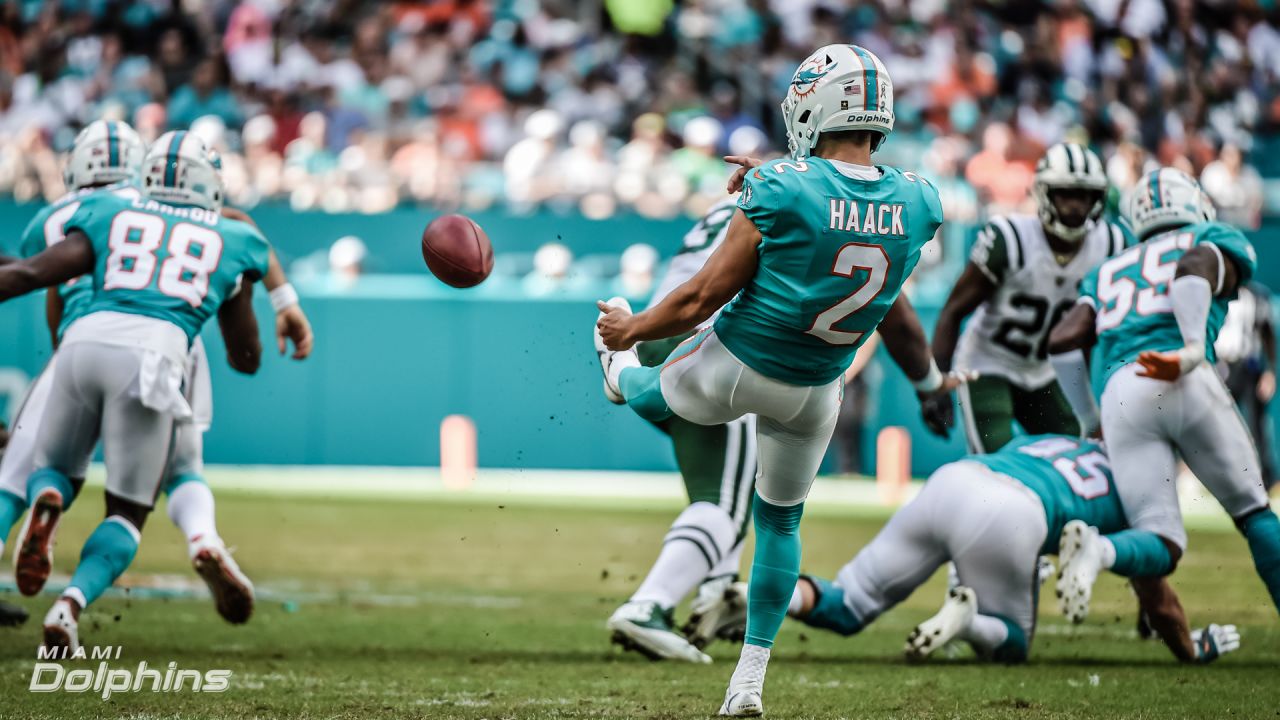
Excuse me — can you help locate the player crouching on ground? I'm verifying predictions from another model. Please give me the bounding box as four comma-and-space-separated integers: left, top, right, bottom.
1048, 168, 1280, 625
787, 435, 1239, 664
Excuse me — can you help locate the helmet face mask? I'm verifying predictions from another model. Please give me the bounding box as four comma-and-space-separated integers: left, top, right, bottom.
140, 131, 224, 212
64, 120, 145, 191
1122, 168, 1216, 241
1033, 142, 1108, 244
782, 45, 894, 160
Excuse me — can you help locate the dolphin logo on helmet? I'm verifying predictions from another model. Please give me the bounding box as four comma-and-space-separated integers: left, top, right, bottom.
781, 44, 895, 159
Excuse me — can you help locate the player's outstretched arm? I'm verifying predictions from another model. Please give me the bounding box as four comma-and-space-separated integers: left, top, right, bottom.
1137, 245, 1241, 381
932, 263, 997, 372
218, 281, 263, 375
879, 294, 972, 437
597, 209, 760, 350
221, 207, 314, 360
1131, 576, 1240, 663
1047, 302, 1101, 434
0, 230, 94, 302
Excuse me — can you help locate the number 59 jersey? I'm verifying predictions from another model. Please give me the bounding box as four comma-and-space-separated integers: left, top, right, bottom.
713, 157, 944, 387
1079, 221, 1257, 390
63, 191, 271, 343
957, 214, 1127, 389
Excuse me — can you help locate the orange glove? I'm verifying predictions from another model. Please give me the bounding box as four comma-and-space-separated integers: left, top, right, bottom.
1136, 350, 1189, 381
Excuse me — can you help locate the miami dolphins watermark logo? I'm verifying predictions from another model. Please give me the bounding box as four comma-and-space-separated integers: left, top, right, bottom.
791, 55, 835, 98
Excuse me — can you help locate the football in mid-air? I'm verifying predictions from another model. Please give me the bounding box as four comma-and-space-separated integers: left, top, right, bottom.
421, 214, 494, 288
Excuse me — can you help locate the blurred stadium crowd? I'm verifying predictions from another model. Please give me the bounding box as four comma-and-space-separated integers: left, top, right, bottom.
2, 0, 1280, 225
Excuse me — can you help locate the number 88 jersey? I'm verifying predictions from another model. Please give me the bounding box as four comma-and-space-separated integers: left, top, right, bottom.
63, 190, 271, 343
957, 213, 1126, 389
1079, 221, 1258, 390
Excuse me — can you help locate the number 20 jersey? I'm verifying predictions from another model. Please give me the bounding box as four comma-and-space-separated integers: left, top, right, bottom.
1079, 221, 1257, 390
957, 214, 1127, 389
714, 157, 944, 386
61, 191, 271, 343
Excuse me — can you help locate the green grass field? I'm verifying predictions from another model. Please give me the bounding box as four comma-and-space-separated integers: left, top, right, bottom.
1, 479, 1278, 719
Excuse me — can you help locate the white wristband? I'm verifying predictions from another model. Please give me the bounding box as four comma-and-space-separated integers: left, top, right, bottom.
912, 360, 944, 394
269, 283, 300, 313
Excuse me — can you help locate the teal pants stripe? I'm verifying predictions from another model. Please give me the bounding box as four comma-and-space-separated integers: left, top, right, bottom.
68, 519, 139, 607
745, 494, 804, 648
1106, 529, 1174, 577
1241, 509, 1280, 615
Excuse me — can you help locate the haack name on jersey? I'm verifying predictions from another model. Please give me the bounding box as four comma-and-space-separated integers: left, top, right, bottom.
827, 199, 905, 236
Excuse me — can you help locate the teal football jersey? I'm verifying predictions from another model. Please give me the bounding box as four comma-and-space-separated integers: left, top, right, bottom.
970, 434, 1127, 554
17, 182, 141, 341
62, 192, 270, 343
714, 157, 943, 385
1079, 221, 1258, 388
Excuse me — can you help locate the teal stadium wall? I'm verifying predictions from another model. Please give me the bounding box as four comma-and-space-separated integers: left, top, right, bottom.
1, 200, 1277, 475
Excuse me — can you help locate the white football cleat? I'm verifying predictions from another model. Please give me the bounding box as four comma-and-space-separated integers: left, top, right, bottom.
719, 687, 764, 717
906, 585, 977, 661
42, 598, 80, 654
1056, 520, 1104, 624
15, 487, 65, 596
594, 296, 633, 404
685, 577, 747, 649
607, 600, 711, 663
191, 536, 255, 625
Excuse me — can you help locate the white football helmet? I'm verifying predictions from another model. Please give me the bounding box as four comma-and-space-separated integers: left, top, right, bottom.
1122, 168, 1216, 241
781, 44, 894, 159
64, 119, 145, 190
140, 130, 223, 211
1033, 142, 1109, 243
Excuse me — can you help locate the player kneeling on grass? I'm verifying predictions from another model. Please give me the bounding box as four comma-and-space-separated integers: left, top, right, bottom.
786, 435, 1239, 664
605, 197, 756, 664
0, 131, 271, 651
1048, 168, 1280, 624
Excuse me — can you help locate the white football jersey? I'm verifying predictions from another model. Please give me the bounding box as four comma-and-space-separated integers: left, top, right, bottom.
647, 196, 737, 310
956, 214, 1127, 388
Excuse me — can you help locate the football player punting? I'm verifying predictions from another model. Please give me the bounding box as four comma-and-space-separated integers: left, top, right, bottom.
0, 131, 273, 651
605, 196, 755, 664
786, 435, 1239, 665
596, 45, 967, 717
1048, 167, 1280, 622
926, 142, 1127, 450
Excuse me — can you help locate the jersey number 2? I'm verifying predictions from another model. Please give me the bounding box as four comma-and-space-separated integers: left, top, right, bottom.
104, 210, 224, 307
806, 243, 889, 345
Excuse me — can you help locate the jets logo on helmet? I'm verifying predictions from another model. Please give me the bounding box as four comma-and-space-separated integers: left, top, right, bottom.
141, 130, 224, 211
1032, 142, 1108, 243
64, 120, 145, 191
781, 44, 895, 159
1122, 167, 1216, 241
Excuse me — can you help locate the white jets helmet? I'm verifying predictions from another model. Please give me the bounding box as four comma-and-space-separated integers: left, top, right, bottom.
1032, 142, 1109, 243
1122, 167, 1216, 241
781, 44, 894, 160
140, 130, 224, 211
64, 119, 145, 190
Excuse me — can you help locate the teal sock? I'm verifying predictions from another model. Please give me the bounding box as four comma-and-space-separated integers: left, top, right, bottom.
26, 468, 78, 511
800, 576, 863, 636
162, 472, 204, 497
745, 493, 804, 648
989, 615, 1029, 664
1240, 509, 1280, 615
1106, 529, 1173, 577
619, 365, 673, 423
67, 517, 140, 608
0, 489, 25, 548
